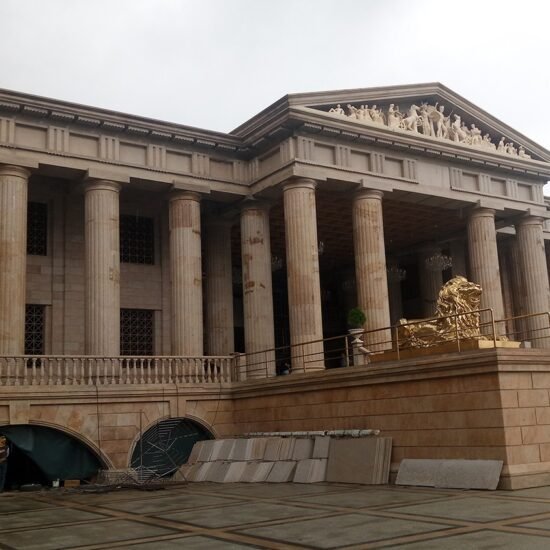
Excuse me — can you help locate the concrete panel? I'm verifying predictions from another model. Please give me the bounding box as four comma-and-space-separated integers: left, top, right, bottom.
396, 459, 503, 490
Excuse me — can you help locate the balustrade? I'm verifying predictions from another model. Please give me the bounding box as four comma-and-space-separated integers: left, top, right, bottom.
0, 355, 235, 386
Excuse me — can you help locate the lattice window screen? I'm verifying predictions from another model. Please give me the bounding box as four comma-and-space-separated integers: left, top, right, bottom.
27, 202, 48, 256
121, 308, 154, 356
120, 215, 154, 264
25, 304, 45, 355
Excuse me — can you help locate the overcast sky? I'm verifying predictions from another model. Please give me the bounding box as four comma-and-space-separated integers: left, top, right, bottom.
1, 0, 549, 150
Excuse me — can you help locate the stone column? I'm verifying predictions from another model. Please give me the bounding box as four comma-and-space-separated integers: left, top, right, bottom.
418, 246, 444, 317
386, 259, 403, 325
498, 240, 516, 338
450, 239, 468, 277
169, 191, 203, 356
84, 180, 121, 356
283, 179, 324, 372
352, 189, 391, 349
204, 218, 234, 356
508, 237, 527, 340
0, 165, 30, 355
240, 201, 275, 378
467, 208, 504, 333
515, 216, 550, 347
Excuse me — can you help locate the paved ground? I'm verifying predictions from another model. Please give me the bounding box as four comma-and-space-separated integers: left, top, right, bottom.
4, 483, 550, 548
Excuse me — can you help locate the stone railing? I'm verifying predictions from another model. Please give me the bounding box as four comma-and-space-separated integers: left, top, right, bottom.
0, 355, 235, 386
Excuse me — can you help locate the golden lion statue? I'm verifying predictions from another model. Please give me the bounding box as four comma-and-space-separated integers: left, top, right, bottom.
398, 276, 485, 348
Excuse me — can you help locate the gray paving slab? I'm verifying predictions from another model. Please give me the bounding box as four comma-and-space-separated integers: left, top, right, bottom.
238, 512, 455, 548
5, 519, 176, 550
390, 496, 550, 522
289, 487, 453, 508
0, 507, 105, 530
116, 535, 259, 549
396, 458, 503, 490
157, 500, 326, 528
399, 529, 550, 549
100, 493, 240, 513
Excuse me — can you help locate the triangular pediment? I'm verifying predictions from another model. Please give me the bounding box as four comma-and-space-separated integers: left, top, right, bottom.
287, 83, 549, 163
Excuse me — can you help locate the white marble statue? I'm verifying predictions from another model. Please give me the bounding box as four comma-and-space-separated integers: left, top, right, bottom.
326, 100, 533, 159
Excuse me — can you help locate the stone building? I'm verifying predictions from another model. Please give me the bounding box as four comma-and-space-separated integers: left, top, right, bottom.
1, 83, 550, 489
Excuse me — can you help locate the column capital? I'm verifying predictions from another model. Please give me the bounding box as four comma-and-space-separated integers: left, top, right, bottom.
0, 164, 31, 179
240, 197, 271, 212
282, 177, 317, 192
169, 190, 201, 203
469, 207, 495, 220
354, 188, 384, 201
516, 215, 545, 228
84, 179, 121, 194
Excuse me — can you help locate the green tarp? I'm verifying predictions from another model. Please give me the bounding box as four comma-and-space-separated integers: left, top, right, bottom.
1, 426, 101, 481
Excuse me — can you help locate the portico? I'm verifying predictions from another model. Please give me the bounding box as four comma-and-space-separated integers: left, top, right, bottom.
2, 83, 550, 488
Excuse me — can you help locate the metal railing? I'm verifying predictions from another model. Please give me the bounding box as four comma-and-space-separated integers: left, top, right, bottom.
2, 310, 550, 387
237, 308, 550, 380
0, 355, 235, 386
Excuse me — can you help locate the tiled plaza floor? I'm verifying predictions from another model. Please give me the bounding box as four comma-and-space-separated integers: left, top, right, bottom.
4, 483, 550, 548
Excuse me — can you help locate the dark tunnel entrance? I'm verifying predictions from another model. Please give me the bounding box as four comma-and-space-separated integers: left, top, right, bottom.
130, 418, 213, 479
1, 425, 104, 491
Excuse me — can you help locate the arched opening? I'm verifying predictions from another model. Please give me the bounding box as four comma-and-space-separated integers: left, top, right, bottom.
130, 418, 213, 478
0, 425, 103, 491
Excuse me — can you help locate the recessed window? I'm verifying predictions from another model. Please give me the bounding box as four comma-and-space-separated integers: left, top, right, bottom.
121, 308, 154, 356
25, 304, 45, 355
27, 202, 48, 256
120, 215, 154, 264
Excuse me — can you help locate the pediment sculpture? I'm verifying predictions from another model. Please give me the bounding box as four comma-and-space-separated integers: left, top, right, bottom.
325, 102, 532, 159
397, 276, 490, 348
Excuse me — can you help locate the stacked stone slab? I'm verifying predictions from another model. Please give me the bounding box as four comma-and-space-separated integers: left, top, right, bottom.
178, 432, 391, 484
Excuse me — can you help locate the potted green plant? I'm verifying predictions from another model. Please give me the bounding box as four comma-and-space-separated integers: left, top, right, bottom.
347, 307, 366, 331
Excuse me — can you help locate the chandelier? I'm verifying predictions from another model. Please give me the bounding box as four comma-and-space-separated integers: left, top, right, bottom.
271, 255, 283, 271
425, 252, 452, 272
318, 240, 325, 256
386, 266, 407, 282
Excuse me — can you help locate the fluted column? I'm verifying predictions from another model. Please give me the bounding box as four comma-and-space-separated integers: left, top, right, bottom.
508, 238, 527, 340
283, 179, 324, 372
241, 201, 275, 377
450, 239, 468, 277
387, 259, 403, 324
498, 240, 516, 338
169, 191, 203, 356
467, 208, 504, 332
352, 189, 391, 349
516, 216, 550, 347
205, 218, 234, 356
0, 165, 30, 355
418, 246, 444, 317
84, 180, 121, 356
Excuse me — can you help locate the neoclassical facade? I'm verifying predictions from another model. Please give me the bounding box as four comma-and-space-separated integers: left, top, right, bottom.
0, 82, 550, 368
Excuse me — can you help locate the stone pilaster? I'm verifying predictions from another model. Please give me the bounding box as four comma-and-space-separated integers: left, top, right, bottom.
84, 180, 121, 356
169, 191, 203, 356
352, 189, 391, 348
0, 165, 30, 355
241, 201, 275, 377
418, 246, 444, 317
515, 216, 550, 348
467, 208, 504, 332
205, 218, 234, 356
283, 179, 324, 372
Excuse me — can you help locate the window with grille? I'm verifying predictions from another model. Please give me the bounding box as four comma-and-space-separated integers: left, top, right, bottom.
25, 304, 45, 355
27, 202, 48, 256
121, 309, 154, 356
120, 215, 154, 264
